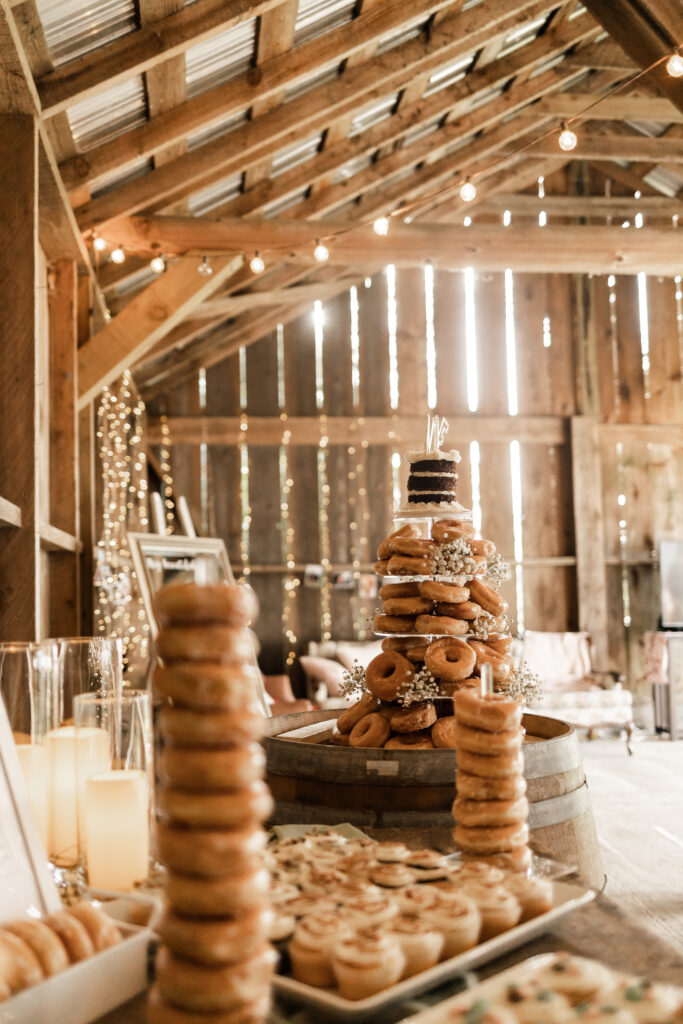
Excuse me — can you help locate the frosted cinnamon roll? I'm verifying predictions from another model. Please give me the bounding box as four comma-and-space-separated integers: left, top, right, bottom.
397, 884, 447, 916
533, 953, 614, 1005
331, 930, 405, 1000
460, 882, 521, 940
269, 910, 296, 943
270, 879, 300, 906
405, 849, 450, 882
336, 851, 375, 879
373, 842, 411, 863
369, 863, 415, 889
503, 875, 553, 921
289, 913, 353, 988
457, 862, 506, 887
342, 893, 399, 929
502, 982, 573, 1023
422, 892, 481, 959
299, 866, 349, 895
385, 915, 444, 978
282, 893, 338, 919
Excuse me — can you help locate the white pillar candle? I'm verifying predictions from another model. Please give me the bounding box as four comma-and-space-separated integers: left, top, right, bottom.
46, 726, 110, 864
15, 744, 48, 847
84, 769, 149, 892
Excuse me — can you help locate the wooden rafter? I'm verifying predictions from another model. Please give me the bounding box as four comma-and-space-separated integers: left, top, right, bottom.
477, 194, 683, 217
535, 92, 683, 123
522, 132, 683, 162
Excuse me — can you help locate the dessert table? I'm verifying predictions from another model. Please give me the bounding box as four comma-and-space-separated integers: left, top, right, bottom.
95, 827, 683, 1023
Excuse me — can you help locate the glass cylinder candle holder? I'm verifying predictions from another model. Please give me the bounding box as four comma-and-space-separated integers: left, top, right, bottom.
74, 690, 153, 893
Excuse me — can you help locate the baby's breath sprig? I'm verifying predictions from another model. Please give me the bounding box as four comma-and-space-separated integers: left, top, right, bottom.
395, 666, 441, 707
340, 661, 367, 698
469, 611, 496, 639
505, 661, 542, 706
434, 538, 476, 580
485, 553, 509, 591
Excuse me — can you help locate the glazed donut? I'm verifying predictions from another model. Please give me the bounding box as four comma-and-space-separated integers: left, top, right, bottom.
154, 663, 262, 712
165, 867, 270, 917
374, 559, 390, 575
349, 713, 391, 748
467, 578, 507, 617
390, 537, 439, 559
154, 583, 258, 628
156, 822, 267, 878
365, 652, 414, 701
387, 555, 436, 576
485, 636, 514, 655
425, 637, 476, 682
156, 626, 257, 664
336, 692, 381, 733
431, 716, 456, 749
4, 920, 68, 976
453, 795, 529, 827
457, 749, 524, 778
157, 906, 272, 966
148, 986, 271, 1024
159, 744, 265, 790
383, 597, 433, 616
373, 613, 417, 633
435, 601, 482, 620
389, 702, 436, 734
157, 780, 274, 828
43, 911, 94, 962
404, 644, 429, 663
379, 582, 420, 599
454, 688, 522, 732
384, 731, 435, 749
0, 931, 43, 991
438, 679, 478, 697
456, 771, 527, 802
381, 637, 413, 653
452, 722, 523, 755
419, 580, 469, 603
377, 523, 421, 560
469, 538, 495, 557
461, 845, 532, 874
416, 614, 468, 636
470, 642, 513, 682
431, 519, 476, 543
331, 731, 350, 746
158, 707, 266, 748
155, 945, 277, 1013
453, 822, 529, 854
67, 904, 122, 951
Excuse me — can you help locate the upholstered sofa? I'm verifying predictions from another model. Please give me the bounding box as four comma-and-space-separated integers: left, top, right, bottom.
300, 639, 384, 708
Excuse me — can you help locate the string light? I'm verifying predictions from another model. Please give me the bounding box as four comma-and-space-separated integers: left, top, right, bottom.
666, 52, 683, 77
93, 235, 107, 252
314, 240, 329, 263
198, 255, 213, 276
150, 255, 165, 274
373, 216, 390, 236
159, 416, 176, 535
250, 252, 265, 274
110, 245, 126, 264
459, 177, 477, 202
558, 122, 577, 152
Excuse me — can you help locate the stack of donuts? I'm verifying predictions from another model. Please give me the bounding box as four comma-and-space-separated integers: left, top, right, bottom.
452, 688, 531, 873
149, 582, 277, 1024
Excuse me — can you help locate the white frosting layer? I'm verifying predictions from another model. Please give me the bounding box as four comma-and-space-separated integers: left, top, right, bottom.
406, 449, 462, 464
409, 471, 458, 478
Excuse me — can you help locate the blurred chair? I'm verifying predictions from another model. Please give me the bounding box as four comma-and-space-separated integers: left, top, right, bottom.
263, 674, 314, 716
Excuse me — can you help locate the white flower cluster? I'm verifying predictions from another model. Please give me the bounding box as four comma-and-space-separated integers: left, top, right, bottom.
396, 666, 441, 707
505, 661, 543, 706
470, 611, 496, 639
340, 661, 366, 698
485, 553, 509, 591
434, 538, 477, 579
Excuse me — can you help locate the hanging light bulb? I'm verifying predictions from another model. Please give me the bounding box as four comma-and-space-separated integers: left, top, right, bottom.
558, 122, 577, 152
313, 240, 329, 262
198, 255, 213, 276
459, 177, 477, 202
666, 52, 683, 77
110, 246, 126, 264
150, 255, 165, 274
373, 216, 390, 236
93, 234, 107, 252
250, 252, 265, 274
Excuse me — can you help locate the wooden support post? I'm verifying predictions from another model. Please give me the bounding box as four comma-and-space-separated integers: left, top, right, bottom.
0, 113, 40, 640
48, 259, 80, 637
571, 416, 609, 671
77, 276, 96, 637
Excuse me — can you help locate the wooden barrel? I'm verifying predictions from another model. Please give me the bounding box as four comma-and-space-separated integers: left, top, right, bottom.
263, 710, 604, 888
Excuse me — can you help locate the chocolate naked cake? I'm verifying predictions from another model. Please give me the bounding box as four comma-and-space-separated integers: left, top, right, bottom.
405, 416, 462, 509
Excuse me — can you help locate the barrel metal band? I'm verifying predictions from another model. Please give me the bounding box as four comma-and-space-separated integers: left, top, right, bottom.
524, 742, 582, 779
528, 782, 591, 829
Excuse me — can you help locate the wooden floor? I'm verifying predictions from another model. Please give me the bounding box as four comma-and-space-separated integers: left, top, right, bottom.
580, 733, 683, 955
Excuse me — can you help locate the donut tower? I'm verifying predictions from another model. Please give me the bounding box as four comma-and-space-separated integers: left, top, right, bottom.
336, 415, 518, 752
452, 672, 531, 873
148, 582, 277, 1024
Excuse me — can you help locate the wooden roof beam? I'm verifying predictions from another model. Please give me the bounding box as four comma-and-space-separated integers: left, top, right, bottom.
521, 132, 683, 161
581, 0, 683, 116
534, 92, 683, 123
477, 194, 683, 217
423, 156, 567, 219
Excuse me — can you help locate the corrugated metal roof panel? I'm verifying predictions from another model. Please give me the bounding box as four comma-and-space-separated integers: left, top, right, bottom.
35, 0, 137, 66
349, 93, 399, 137
497, 14, 548, 59
284, 64, 340, 102
67, 75, 147, 150
332, 152, 375, 184
188, 111, 249, 150
271, 133, 323, 176
424, 53, 472, 97
293, 0, 356, 46
644, 168, 683, 197
185, 19, 256, 98
376, 22, 424, 56
402, 118, 442, 147
262, 187, 310, 217
188, 172, 244, 214
90, 155, 152, 198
